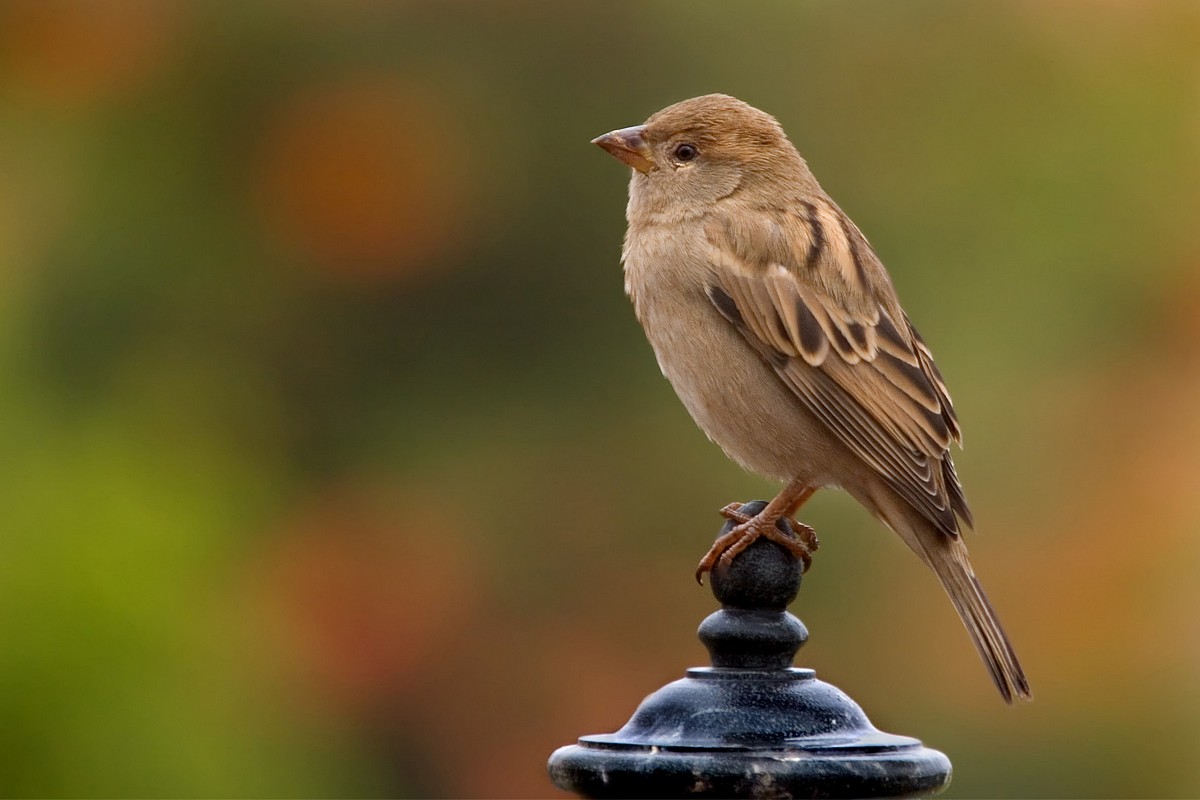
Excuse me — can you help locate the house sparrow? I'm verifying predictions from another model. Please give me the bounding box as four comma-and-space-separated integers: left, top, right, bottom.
592, 94, 1030, 702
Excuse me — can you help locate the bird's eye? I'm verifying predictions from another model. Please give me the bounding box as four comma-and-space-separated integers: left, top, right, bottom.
673, 143, 698, 163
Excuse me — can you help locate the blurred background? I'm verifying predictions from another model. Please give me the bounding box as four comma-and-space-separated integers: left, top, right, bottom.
1, 1, 1198, 796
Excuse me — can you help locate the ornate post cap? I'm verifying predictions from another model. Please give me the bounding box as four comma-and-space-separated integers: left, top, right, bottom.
548, 501, 952, 799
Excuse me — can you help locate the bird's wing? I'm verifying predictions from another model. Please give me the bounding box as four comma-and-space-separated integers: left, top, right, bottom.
704, 199, 971, 536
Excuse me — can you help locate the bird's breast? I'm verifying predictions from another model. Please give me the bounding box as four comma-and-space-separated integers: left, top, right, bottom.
622, 222, 841, 484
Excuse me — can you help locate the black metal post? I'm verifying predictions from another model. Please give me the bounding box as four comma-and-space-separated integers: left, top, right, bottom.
548, 501, 952, 799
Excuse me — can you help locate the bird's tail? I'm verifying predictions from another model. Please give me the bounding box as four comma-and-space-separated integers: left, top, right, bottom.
856, 485, 1032, 703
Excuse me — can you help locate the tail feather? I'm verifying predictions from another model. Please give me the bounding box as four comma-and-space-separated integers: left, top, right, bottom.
856, 484, 1031, 702
932, 542, 1030, 702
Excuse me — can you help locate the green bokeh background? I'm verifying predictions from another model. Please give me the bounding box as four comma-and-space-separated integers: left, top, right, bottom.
2, 2, 1199, 796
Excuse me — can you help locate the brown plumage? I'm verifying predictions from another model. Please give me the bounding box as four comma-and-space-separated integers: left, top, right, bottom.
592, 93, 1030, 702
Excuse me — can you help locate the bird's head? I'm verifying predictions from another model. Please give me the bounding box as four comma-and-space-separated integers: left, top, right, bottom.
592, 94, 811, 211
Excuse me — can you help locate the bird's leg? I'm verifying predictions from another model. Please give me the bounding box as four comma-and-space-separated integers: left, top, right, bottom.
696, 480, 818, 584
783, 486, 819, 559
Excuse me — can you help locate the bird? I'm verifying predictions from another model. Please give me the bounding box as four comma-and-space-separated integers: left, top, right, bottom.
591, 93, 1030, 702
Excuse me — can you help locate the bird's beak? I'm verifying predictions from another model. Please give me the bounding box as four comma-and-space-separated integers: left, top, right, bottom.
591, 125, 655, 174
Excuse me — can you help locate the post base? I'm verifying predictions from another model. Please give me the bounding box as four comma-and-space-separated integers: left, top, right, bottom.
549, 666, 950, 799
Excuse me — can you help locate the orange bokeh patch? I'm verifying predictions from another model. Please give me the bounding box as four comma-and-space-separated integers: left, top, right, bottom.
254, 76, 469, 282
0, 0, 182, 107
255, 484, 480, 712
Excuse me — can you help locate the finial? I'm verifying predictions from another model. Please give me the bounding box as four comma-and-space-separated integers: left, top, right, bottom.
548, 502, 953, 798
699, 500, 808, 670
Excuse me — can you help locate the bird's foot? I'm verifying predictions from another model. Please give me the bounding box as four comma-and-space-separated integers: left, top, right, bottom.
719, 504, 819, 556
695, 503, 819, 584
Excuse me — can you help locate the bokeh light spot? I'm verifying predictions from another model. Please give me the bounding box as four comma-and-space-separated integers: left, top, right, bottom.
0, 0, 182, 107
254, 77, 470, 282
256, 484, 479, 712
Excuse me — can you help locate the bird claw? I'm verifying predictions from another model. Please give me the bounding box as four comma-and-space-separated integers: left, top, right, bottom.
718, 502, 753, 524
788, 519, 819, 561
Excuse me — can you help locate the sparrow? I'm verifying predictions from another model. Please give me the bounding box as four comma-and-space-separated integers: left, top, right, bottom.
592, 94, 1030, 702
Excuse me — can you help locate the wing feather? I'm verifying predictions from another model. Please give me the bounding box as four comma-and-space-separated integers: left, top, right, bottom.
705, 199, 970, 535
